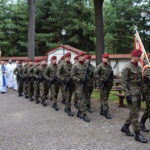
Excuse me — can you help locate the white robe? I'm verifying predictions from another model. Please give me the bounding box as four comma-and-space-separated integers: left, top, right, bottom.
6, 63, 14, 88
0, 65, 7, 93
12, 64, 18, 90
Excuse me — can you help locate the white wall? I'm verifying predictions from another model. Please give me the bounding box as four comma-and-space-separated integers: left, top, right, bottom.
47, 47, 131, 75
47, 47, 78, 64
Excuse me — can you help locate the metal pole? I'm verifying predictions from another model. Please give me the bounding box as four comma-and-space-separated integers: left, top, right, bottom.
63, 35, 64, 55
143, 17, 146, 49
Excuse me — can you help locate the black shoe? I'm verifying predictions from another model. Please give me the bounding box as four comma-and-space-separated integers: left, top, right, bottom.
25, 95, 28, 99
140, 118, 149, 132
64, 107, 69, 113
52, 103, 59, 111
77, 111, 82, 119
36, 98, 40, 104
42, 100, 47, 106
100, 107, 105, 115
18, 93, 23, 97
83, 113, 90, 122
121, 124, 134, 136
103, 110, 112, 119
30, 97, 34, 101
74, 102, 78, 109
87, 104, 93, 113
135, 131, 148, 143
67, 107, 74, 117
62, 99, 66, 104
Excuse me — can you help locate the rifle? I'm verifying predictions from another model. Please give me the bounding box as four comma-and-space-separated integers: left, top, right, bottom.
64, 77, 71, 91
101, 61, 118, 90
48, 75, 57, 88
81, 60, 90, 90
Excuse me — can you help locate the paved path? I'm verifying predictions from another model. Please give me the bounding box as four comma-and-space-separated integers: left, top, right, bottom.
0, 89, 150, 150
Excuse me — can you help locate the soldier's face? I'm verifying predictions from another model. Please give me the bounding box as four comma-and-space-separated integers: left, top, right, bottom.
132, 56, 140, 62
102, 58, 109, 63
74, 59, 78, 63
79, 55, 85, 61
65, 56, 71, 62
52, 59, 57, 64
85, 59, 89, 63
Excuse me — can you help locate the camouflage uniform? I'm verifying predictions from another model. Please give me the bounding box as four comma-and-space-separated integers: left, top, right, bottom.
44, 63, 59, 110
27, 65, 35, 101
140, 66, 150, 132
22, 65, 29, 98
57, 61, 74, 115
38, 65, 47, 106
85, 63, 95, 111
121, 62, 142, 132
71, 62, 87, 115
33, 65, 40, 103
94, 63, 113, 114
13, 66, 23, 96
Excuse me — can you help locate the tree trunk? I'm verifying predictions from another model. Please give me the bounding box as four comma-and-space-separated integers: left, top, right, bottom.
94, 0, 104, 65
28, 0, 35, 60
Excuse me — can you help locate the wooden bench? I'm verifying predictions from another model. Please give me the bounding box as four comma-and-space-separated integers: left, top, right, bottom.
113, 93, 125, 107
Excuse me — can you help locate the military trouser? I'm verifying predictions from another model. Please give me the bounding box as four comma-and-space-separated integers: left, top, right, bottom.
72, 84, 78, 103
60, 84, 65, 100
17, 78, 23, 95
45, 81, 49, 98
100, 87, 111, 111
39, 80, 46, 101
23, 79, 28, 95
33, 80, 39, 99
85, 85, 93, 106
141, 94, 150, 121
50, 84, 60, 103
28, 80, 34, 97
125, 95, 141, 132
64, 84, 74, 108
76, 83, 87, 114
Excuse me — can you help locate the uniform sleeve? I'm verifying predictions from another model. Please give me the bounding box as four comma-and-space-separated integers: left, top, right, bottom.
120, 66, 130, 95
56, 63, 64, 81
143, 69, 150, 81
70, 65, 80, 82
44, 66, 50, 80
13, 68, 17, 75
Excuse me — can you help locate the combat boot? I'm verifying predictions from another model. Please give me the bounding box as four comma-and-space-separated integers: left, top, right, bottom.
87, 104, 93, 113
83, 113, 90, 122
52, 103, 59, 111
36, 97, 40, 104
135, 131, 148, 143
64, 107, 69, 113
74, 102, 78, 109
100, 106, 105, 116
42, 99, 47, 106
30, 96, 34, 101
18, 93, 23, 97
25, 95, 28, 99
121, 124, 134, 136
77, 111, 82, 119
62, 99, 66, 104
140, 118, 149, 132
67, 107, 74, 117
103, 109, 112, 119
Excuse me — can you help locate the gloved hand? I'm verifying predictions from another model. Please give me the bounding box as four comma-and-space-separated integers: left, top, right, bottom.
126, 95, 132, 105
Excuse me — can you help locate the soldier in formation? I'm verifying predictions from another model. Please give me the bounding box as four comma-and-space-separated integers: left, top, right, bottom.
13, 50, 150, 143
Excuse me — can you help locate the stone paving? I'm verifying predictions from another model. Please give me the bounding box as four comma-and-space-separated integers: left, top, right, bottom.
0, 89, 150, 150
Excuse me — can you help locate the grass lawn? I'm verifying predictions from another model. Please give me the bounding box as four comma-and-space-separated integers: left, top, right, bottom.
91, 89, 146, 109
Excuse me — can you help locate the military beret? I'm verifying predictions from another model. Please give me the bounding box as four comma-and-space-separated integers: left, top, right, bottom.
77, 52, 86, 57
18, 61, 22, 64
85, 55, 91, 59
131, 49, 142, 57
102, 53, 109, 58
148, 54, 150, 58
64, 53, 71, 58
74, 55, 78, 60
34, 59, 39, 62
61, 56, 64, 60
51, 56, 57, 60
28, 59, 33, 62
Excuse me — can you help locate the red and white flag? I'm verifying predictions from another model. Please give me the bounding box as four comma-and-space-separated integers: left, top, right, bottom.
134, 30, 149, 68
